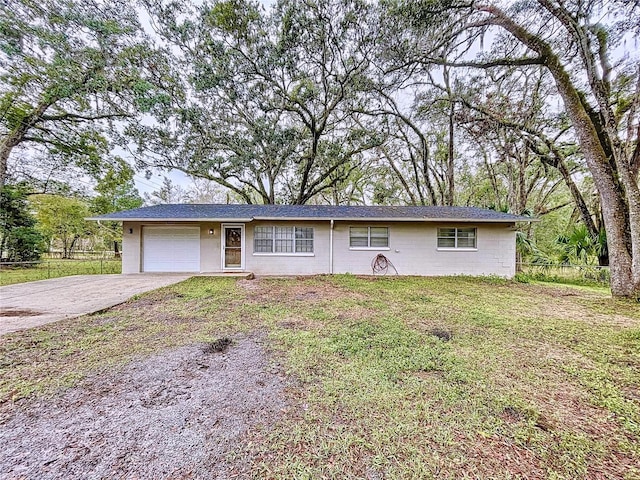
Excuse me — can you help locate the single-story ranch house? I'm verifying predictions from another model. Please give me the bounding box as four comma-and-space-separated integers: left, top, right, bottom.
89, 204, 534, 278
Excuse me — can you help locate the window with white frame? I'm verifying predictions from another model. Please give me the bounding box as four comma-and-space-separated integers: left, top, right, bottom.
349, 226, 389, 248
254, 226, 314, 253
437, 227, 477, 248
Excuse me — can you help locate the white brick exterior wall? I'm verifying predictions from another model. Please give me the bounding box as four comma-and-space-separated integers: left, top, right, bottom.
122, 220, 517, 278
331, 221, 516, 277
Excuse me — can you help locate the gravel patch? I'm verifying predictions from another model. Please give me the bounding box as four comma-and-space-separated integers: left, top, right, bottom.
0, 334, 286, 479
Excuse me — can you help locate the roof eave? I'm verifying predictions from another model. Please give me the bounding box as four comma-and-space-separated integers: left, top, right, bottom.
85, 217, 254, 222
87, 216, 537, 223
253, 216, 536, 222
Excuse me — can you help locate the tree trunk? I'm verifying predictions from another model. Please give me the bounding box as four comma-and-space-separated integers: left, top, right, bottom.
447, 105, 455, 206
0, 132, 20, 189
0, 232, 6, 262
0, 100, 54, 188
443, 66, 455, 206
481, 6, 638, 297
549, 61, 636, 296
69, 235, 79, 259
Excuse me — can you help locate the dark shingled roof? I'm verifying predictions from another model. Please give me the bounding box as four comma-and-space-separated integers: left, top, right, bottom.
88, 204, 535, 222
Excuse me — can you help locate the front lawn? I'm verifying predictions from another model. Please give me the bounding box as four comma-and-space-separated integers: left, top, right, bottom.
1, 276, 638, 479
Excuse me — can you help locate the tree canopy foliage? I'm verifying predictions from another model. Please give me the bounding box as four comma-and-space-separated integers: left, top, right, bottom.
90, 163, 143, 255
31, 194, 94, 259
0, 0, 171, 190
134, 0, 383, 204
384, 0, 639, 295
2, 0, 639, 296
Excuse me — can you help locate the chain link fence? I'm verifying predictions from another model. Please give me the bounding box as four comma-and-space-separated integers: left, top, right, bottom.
0, 257, 122, 286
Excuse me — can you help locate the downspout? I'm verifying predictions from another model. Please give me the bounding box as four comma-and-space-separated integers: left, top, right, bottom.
329, 219, 334, 274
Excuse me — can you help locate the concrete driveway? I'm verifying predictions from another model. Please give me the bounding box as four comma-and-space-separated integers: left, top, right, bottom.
0, 274, 192, 335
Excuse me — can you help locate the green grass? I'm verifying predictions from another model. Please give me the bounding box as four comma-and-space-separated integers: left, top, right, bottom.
0, 259, 122, 286
1, 275, 638, 479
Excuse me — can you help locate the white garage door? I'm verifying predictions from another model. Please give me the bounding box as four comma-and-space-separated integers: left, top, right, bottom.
143, 226, 200, 272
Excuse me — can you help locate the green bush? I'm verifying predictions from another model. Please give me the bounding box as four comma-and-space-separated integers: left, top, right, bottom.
3, 226, 44, 262
1, 184, 44, 262
516, 266, 610, 287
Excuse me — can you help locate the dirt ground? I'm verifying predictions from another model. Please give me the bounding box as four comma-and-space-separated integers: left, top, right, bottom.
0, 334, 286, 480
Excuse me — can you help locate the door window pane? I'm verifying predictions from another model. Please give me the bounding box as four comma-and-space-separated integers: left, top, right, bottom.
225, 248, 241, 267
225, 228, 241, 247
224, 227, 242, 268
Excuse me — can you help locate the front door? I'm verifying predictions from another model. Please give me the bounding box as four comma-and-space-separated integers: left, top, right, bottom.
222, 225, 244, 270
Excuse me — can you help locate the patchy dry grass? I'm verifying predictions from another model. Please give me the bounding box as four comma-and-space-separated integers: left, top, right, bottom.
0, 277, 250, 402
1, 275, 639, 479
